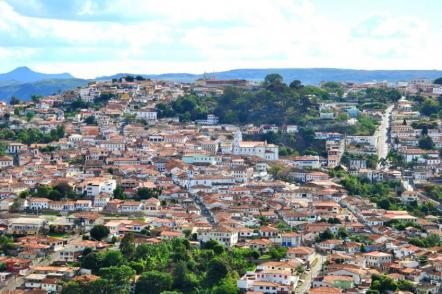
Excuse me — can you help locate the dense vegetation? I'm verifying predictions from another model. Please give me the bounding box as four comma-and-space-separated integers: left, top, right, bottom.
157, 74, 319, 125
409, 94, 442, 118
63, 237, 258, 294
21, 182, 77, 201
244, 128, 326, 156
64, 93, 117, 114
331, 168, 440, 217
0, 125, 64, 145
367, 274, 416, 294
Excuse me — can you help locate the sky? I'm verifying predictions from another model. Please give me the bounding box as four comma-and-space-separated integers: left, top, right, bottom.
0, 0, 441, 78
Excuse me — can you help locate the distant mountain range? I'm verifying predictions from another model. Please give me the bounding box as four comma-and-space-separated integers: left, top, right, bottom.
0, 67, 87, 102
0, 66, 73, 83
97, 68, 442, 84
1, 66, 442, 103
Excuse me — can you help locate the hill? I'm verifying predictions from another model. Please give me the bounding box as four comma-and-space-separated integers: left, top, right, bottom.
0, 66, 74, 83
0, 79, 88, 102
98, 68, 442, 84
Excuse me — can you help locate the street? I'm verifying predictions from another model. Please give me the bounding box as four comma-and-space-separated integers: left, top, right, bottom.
295, 254, 325, 294
375, 104, 394, 166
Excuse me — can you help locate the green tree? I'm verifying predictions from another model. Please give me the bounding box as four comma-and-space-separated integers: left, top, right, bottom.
206, 258, 228, 287
84, 115, 97, 125
90, 225, 110, 241
120, 232, 136, 260
172, 261, 198, 293
317, 229, 334, 241
101, 250, 124, 268
434, 77, 442, 84
80, 252, 101, 272
135, 271, 173, 294
98, 265, 135, 293
369, 275, 398, 293
211, 277, 239, 294
10, 96, 21, 105
61, 281, 82, 294
136, 187, 162, 200
419, 135, 435, 150
113, 186, 126, 200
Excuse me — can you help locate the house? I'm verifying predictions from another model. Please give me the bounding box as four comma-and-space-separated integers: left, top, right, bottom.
0, 198, 14, 211
143, 197, 161, 213
277, 232, 301, 247
317, 239, 343, 252
400, 191, 421, 204
259, 225, 279, 238
24, 273, 47, 289
313, 275, 354, 290
135, 107, 157, 121
197, 225, 239, 247
29, 198, 50, 211
0, 156, 13, 168
309, 287, 342, 294
82, 177, 117, 197
246, 238, 273, 252
120, 201, 143, 213
232, 131, 279, 160
0, 257, 32, 274
238, 261, 299, 294
75, 200, 92, 211
8, 217, 48, 235
286, 156, 320, 169
287, 246, 315, 265
93, 193, 112, 207
363, 251, 393, 269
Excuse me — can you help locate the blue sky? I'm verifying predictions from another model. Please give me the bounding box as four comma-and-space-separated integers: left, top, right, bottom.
0, 0, 441, 78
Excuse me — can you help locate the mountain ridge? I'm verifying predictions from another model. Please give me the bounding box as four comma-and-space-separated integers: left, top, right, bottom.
0, 66, 74, 83
96, 68, 442, 84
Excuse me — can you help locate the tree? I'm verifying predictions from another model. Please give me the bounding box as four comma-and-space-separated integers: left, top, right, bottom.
172, 261, 198, 293
61, 281, 82, 294
84, 115, 97, 125
317, 229, 334, 241
434, 77, 442, 84
206, 258, 228, 287
98, 265, 135, 293
211, 277, 239, 294
85, 278, 117, 294
369, 274, 398, 293
419, 135, 435, 150
80, 252, 101, 272
53, 182, 75, 199
113, 186, 126, 200
10, 96, 21, 105
26, 111, 35, 122
120, 232, 136, 259
124, 75, 135, 82
90, 225, 110, 241
136, 187, 162, 200
101, 250, 124, 268
289, 80, 303, 90
135, 271, 173, 294
31, 95, 42, 103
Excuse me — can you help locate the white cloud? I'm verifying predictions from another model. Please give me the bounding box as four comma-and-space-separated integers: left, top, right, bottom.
0, 0, 441, 78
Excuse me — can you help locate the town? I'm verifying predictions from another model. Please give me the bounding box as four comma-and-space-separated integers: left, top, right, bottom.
0, 74, 441, 294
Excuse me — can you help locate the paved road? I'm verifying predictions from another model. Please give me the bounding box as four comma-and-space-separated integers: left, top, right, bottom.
295, 254, 325, 294
375, 105, 394, 166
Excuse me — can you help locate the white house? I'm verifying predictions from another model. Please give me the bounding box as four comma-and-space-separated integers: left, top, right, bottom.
232, 131, 278, 160
197, 225, 239, 247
